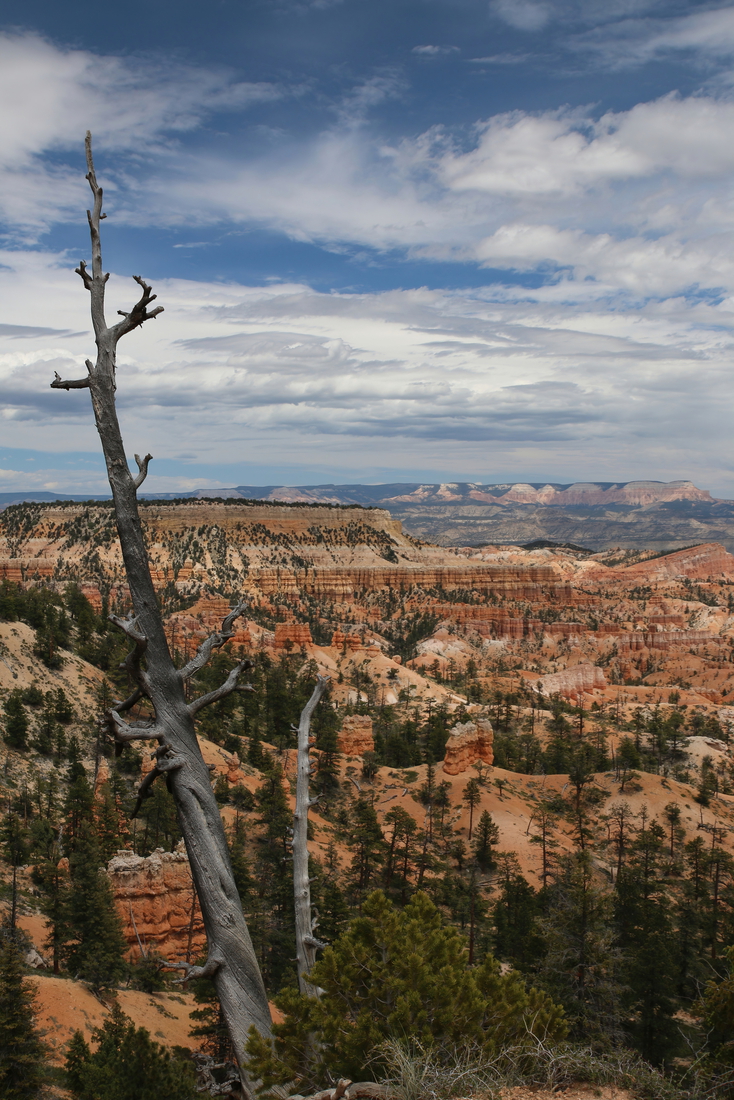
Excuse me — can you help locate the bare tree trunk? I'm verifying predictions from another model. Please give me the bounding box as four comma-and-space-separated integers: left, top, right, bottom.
293, 677, 330, 996
50, 133, 271, 1097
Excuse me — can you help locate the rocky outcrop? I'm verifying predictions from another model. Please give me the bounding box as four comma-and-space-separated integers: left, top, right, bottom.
621, 543, 734, 582
274, 622, 313, 651
107, 845, 205, 960
254, 564, 561, 602
537, 665, 607, 699
443, 719, 494, 775
337, 715, 375, 756
330, 630, 364, 651
251, 479, 712, 509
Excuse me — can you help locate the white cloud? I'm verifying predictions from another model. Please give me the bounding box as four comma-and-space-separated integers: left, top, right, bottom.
4, 30, 734, 304
411, 45, 460, 57
569, 5, 734, 69
0, 31, 283, 234
491, 0, 552, 31
144, 90, 734, 299
437, 96, 734, 197
2, 251, 734, 492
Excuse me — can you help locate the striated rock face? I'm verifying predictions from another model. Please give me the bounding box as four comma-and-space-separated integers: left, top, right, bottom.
330, 630, 364, 651
107, 845, 205, 960
274, 621, 313, 651
538, 664, 607, 699
337, 714, 375, 755
443, 719, 494, 775
254, 563, 560, 602
620, 542, 734, 582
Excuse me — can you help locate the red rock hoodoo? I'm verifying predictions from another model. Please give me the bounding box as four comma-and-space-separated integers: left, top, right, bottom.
336, 714, 375, 755
107, 845, 205, 960
442, 719, 494, 775
274, 622, 313, 651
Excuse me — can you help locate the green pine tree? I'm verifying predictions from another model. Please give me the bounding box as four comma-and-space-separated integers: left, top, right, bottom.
0, 931, 44, 1099
615, 818, 680, 1064
65, 1002, 196, 1099
65, 823, 127, 989
537, 850, 623, 1050
472, 810, 500, 871
246, 891, 566, 1092
2, 691, 28, 751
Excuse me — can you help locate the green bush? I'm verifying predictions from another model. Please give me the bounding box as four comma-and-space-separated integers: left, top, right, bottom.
246, 890, 567, 1092
65, 1002, 196, 1099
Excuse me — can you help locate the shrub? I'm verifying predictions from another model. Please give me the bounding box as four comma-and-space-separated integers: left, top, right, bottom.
246, 891, 567, 1091
65, 1002, 196, 1099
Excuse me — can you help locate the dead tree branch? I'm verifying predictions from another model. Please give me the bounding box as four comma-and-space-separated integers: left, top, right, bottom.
111, 685, 145, 716
130, 748, 184, 817
105, 709, 163, 744
163, 954, 221, 983
131, 765, 162, 819
180, 602, 249, 682
132, 452, 153, 490
294, 675, 330, 997
49, 132, 272, 1100
50, 370, 90, 391
188, 659, 254, 716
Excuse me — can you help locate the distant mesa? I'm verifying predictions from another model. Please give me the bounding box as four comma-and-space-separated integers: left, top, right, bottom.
0, 478, 717, 512
3, 478, 734, 551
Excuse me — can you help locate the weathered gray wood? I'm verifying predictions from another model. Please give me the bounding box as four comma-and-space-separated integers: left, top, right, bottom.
50, 132, 271, 1098
293, 675, 330, 996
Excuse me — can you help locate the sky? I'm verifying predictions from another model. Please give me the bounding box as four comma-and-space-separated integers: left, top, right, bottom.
2, 1, 734, 496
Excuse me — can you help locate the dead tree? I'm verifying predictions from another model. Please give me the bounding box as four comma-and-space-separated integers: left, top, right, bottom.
50, 133, 271, 1098
293, 676, 330, 996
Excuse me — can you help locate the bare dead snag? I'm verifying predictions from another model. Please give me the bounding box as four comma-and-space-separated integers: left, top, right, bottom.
50, 132, 271, 1098
293, 675, 330, 996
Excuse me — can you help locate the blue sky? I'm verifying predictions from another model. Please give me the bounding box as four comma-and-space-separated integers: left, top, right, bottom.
3, 1, 734, 495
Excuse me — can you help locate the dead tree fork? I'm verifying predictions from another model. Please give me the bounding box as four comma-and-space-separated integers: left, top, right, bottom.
51, 132, 271, 1098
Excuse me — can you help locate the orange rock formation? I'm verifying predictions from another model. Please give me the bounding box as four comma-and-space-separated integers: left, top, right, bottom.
337, 714, 375, 755
619, 542, 734, 582
274, 621, 313, 650
330, 630, 364, 651
442, 719, 494, 775
107, 845, 205, 960
538, 664, 607, 699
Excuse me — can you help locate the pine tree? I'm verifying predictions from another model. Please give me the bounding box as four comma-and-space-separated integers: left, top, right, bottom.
345, 797, 387, 902
35, 845, 70, 975
64, 771, 95, 854
94, 782, 129, 862
250, 764, 297, 988
615, 818, 679, 1064
0, 931, 44, 1099
65, 1002, 197, 1099
492, 861, 544, 971
472, 810, 500, 871
246, 891, 567, 1092
537, 850, 623, 1050
190, 972, 233, 1064
462, 778, 481, 840
2, 691, 28, 751
65, 822, 127, 989
228, 817, 253, 901
383, 805, 418, 901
